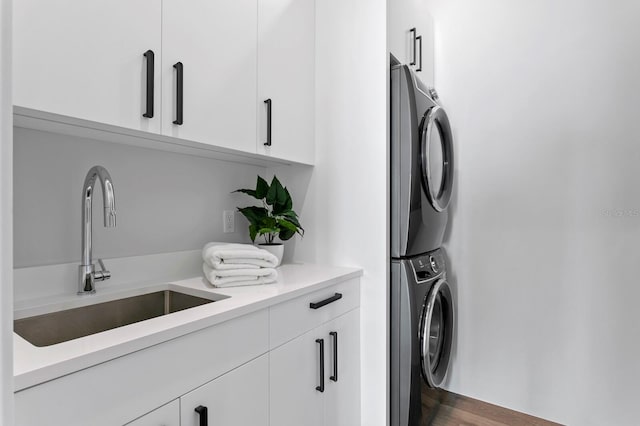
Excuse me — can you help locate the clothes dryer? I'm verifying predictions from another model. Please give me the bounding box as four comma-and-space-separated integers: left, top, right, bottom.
390, 64, 454, 258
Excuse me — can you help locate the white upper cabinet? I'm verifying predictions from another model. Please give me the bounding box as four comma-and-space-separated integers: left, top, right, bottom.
161, 0, 258, 153
13, 0, 316, 164
388, 0, 435, 86
13, 0, 162, 133
257, 0, 315, 164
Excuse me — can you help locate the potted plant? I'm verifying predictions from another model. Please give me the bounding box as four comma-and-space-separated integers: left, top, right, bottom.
234, 175, 304, 265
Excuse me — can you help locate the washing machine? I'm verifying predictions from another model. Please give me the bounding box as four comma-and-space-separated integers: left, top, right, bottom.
390, 64, 454, 257
390, 249, 454, 426
390, 62, 456, 425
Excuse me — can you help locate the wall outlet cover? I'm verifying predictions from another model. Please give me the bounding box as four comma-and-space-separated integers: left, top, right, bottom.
223, 210, 235, 233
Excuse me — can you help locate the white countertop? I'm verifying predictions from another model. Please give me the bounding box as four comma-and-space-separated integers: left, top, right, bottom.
14, 263, 362, 391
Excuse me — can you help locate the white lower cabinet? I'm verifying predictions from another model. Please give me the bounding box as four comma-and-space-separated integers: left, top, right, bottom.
14, 310, 269, 426
180, 355, 269, 426
14, 280, 360, 426
270, 327, 324, 426
323, 309, 361, 426
270, 308, 361, 426
119, 355, 269, 426
125, 400, 179, 426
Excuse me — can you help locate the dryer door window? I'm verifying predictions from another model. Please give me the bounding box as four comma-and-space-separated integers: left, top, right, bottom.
420, 106, 454, 212
420, 279, 454, 388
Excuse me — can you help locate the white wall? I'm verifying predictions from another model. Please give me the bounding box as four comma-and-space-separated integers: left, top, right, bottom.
264, 165, 316, 264
0, 0, 12, 423
13, 127, 264, 268
315, 1, 388, 424
427, 1, 640, 424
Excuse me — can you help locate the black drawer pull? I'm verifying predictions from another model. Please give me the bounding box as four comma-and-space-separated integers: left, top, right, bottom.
195, 405, 208, 426
316, 338, 325, 392
409, 28, 417, 66
330, 331, 338, 382
173, 61, 184, 125
143, 50, 154, 118
309, 293, 342, 309
264, 98, 272, 146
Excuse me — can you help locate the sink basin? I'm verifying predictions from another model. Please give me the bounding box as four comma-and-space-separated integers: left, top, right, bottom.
14, 290, 222, 347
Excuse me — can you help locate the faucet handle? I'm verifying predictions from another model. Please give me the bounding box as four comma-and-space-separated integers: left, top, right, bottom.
94, 258, 111, 282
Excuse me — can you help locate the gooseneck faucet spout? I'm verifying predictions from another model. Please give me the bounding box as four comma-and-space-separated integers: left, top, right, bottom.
79, 166, 116, 295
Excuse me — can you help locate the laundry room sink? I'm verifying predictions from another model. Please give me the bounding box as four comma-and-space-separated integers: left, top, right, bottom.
14, 289, 227, 347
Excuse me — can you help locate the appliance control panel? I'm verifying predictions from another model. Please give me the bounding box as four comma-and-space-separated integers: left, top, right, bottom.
410, 249, 446, 283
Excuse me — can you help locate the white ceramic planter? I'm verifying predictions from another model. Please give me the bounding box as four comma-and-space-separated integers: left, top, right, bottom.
258, 243, 284, 266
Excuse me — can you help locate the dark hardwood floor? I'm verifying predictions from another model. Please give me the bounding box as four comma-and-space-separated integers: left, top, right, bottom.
421, 388, 563, 426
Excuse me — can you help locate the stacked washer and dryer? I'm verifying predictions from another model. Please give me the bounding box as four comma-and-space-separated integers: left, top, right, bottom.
390, 64, 455, 426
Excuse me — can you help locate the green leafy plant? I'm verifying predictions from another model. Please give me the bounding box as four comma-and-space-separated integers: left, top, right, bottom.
234, 175, 304, 244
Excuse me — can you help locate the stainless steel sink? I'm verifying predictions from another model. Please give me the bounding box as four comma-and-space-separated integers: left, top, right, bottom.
14, 290, 221, 347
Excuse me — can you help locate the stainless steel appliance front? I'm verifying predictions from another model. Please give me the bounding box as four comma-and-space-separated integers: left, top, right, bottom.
390, 250, 454, 426
390, 65, 454, 258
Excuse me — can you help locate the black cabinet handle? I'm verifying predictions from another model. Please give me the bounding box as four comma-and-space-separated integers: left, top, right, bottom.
409, 28, 417, 66
173, 62, 183, 125
309, 293, 342, 310
264, 98, 272, 146
330, 331, 338, 382
143, 50, 154, 118
194, 405, 208, 426
316, 338, 325, 392
416, 35, 423, 72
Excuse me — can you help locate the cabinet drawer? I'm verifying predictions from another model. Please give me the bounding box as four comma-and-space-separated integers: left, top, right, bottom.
269, 278, 360, 349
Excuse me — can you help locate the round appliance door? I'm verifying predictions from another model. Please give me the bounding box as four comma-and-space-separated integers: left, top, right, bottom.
420, 106, 454, 212
420, 278, 454, 388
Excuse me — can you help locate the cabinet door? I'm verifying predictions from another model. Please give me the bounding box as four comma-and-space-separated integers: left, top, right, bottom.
323, 309, 361, 426
387, 0, 414, 64
387, 0, 434, 86
13, 0, 162, 133
415, 4, 435, 86
270, 328, 324, 426
257, 0, 315, 164
180, 354, 268, 426
125, 400, 179, 426
162, 0, 257, 153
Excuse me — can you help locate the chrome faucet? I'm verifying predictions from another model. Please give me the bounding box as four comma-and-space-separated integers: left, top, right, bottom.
78, 166, 116, 295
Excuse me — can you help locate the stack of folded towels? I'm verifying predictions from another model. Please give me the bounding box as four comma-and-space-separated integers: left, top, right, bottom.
202, 242, 279, 288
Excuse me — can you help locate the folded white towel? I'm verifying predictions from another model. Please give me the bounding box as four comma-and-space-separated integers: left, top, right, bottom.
202, 242, 279, 270
203, 263, 278, 288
